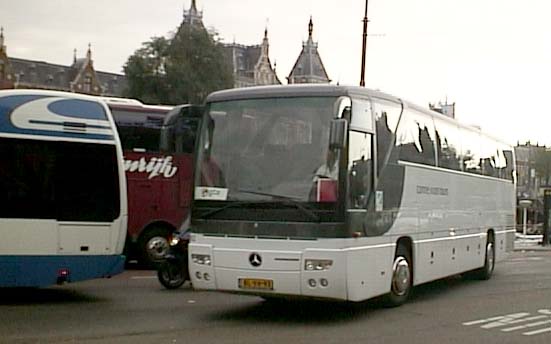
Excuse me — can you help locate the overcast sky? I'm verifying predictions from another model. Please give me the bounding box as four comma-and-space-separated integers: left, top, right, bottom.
1, 0, 550, 146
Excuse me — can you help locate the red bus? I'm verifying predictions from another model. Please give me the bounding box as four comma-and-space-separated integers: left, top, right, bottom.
105, 98, 202, 266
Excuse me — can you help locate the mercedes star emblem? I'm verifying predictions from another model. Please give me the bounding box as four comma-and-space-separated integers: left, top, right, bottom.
249, 252, 262, 267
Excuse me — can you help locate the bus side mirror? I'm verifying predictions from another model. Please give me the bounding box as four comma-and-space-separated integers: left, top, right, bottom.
329, 119, 348, 150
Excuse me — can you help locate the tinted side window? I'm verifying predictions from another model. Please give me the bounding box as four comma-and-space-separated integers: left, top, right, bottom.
460, 129, 483, 174
434, 118, 462, 171
483, 141, 514, 181
373, 98, 401, 175
116, 126, 161, 152
56, 142, 120, 222
0, 138, 56, 218
502, 149, 515, 181
395, 109, 436, 166
479, 136, 501, 178
111, 109, 163, 152
0, 137, 120, 221
348, 131, 373, 209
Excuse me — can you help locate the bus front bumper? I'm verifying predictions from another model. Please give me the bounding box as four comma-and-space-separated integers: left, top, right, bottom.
189, 244, 348, 300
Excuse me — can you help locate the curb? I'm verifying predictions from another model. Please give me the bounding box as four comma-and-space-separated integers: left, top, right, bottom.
513, 245, 551, 252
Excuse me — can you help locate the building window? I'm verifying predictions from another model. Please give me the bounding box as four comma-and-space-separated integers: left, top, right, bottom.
84, 74, 92, 93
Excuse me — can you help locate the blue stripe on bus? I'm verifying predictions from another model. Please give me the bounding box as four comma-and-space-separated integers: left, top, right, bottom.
0, 255, 125, 287
0, 95, 114, 141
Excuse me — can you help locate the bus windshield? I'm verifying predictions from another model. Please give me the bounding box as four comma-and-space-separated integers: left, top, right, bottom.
195, 96, 340, 204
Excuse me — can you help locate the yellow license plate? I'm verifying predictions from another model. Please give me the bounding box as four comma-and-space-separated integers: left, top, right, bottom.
238, 278, 273, 290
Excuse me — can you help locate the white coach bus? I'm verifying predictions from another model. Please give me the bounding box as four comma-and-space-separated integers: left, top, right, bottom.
188, 85, 515, 305
0, 89, 127, 287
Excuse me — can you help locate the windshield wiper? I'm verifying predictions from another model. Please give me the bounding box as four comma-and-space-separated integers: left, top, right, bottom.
236, 189, 320, 222
199, 201, 264, 219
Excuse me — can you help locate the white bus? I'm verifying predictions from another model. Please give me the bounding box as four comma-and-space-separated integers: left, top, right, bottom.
188, 85, 515, 305
0, 89, 127, 287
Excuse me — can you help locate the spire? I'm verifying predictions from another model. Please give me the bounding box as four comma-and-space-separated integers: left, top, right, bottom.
0, 27, 5, 53
86, 43, 92, 60
287, 17, 331, 84
262, 27, 269, 56
73, 48, 77, 64
183, 0, 204, 27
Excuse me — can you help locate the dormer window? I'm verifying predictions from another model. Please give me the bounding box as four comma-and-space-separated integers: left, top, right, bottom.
84, 74, 92, 93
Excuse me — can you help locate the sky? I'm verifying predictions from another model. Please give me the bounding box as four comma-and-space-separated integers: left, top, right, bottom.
1, 0, 551, 146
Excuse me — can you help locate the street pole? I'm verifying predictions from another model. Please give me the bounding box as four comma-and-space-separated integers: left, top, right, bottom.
543, 190, 551, 245
359, 0, 369, 87
519, 199, 532, 237
523, 207, 528, 236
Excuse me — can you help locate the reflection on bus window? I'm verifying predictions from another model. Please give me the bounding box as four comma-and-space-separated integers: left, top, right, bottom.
373, 98, 401, 175
395, 109, 436, 166
348, 131, 373, 209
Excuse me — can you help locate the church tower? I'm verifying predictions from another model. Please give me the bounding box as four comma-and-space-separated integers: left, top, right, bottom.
287, 17, 331, 84
253, 28, 281, 86
183, 0, 204, 28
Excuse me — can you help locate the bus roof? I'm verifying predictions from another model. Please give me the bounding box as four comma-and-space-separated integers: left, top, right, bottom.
101, 97, 173, 114
205, 84, 398, 103
205, 84, 512, 148
0, 89, 118, 142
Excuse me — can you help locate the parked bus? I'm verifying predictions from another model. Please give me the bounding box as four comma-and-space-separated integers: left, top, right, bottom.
0, 90, 127, 287
188, 85, 516, 304
105, 99, 202, 266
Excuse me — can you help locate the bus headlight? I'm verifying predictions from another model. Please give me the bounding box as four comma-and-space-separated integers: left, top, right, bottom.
192, 254, 211, 265
304, 259, 333, 271
170, 236, 180, 246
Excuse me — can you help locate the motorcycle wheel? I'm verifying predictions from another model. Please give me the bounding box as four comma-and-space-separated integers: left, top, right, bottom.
157, 261, 188, 290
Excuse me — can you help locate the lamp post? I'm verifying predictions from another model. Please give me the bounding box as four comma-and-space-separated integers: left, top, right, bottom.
519, 199, 532, 236
543, 190, 551, 246
359, 0, 369, 87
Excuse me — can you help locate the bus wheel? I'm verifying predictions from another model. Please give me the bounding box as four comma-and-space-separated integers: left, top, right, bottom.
385, 245, 412, 307
472, 235, 495, 280
139, 227, 171, 268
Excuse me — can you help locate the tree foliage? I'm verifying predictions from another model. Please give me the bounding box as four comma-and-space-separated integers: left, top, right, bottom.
124, 24, 233, 105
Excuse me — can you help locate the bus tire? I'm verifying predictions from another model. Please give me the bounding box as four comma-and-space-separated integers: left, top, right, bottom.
139, 226, 171, 268
472, 234, 495, 280
384, 244, 412, 307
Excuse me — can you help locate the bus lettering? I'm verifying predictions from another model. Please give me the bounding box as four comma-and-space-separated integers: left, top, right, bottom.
124, 156, 178, 179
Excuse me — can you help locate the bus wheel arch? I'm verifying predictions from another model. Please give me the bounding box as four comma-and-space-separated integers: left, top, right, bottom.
138, 223, 175, 268
385, 237, 414, 307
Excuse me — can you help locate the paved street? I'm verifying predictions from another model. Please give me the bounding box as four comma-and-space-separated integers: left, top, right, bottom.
1, 249, 551, 344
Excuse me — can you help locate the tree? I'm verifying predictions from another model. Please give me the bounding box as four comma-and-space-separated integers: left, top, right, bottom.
123, 37, 170, 104
124, 24, 233, 105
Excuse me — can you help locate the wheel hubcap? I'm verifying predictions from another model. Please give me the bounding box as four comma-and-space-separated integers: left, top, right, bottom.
486, 242, 495, 273
147, 237, 169, 261
392, 257, 410, 296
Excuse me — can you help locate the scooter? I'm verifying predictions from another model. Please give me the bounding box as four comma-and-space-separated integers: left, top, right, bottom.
157, 230, 190, 289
